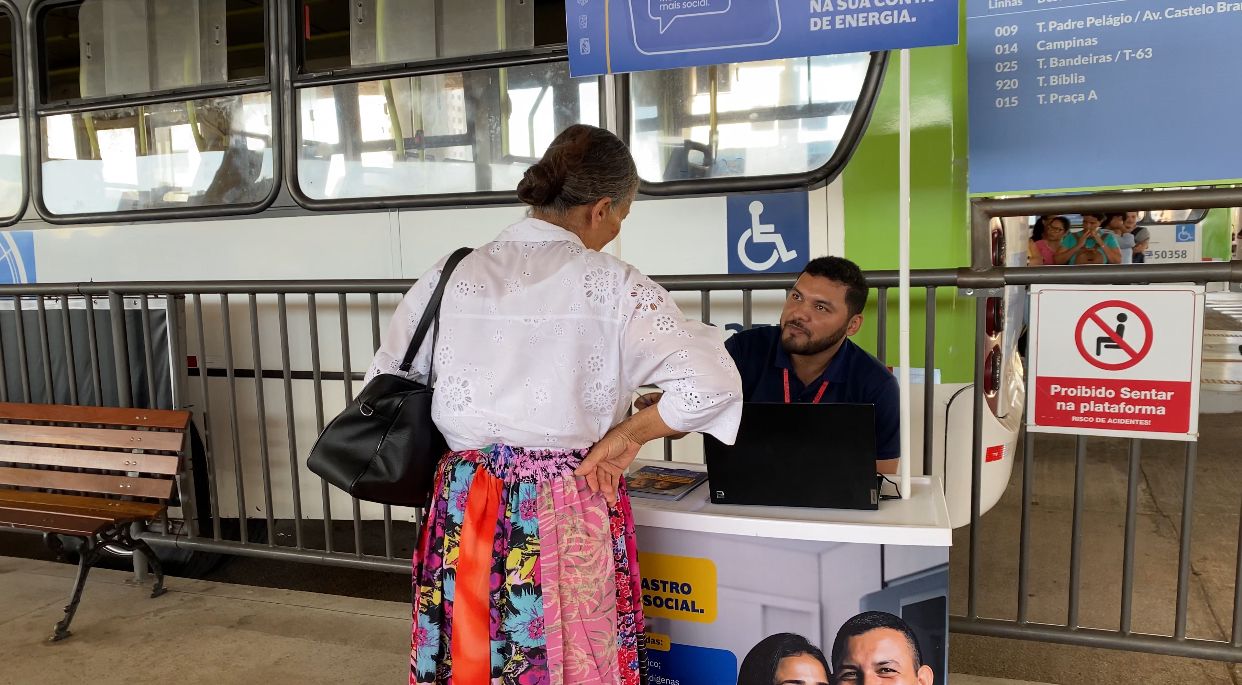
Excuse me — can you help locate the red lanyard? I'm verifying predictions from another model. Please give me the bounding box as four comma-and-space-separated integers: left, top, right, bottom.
783, 368, 829, 404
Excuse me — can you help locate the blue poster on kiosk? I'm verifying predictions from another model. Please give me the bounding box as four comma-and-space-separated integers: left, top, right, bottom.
967, 0, 1242, 195
566, 0, 959, 76
632, 522, 951, 684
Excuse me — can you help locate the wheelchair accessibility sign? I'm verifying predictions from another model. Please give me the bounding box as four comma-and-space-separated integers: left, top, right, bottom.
0, 231, 37, 284
726, 192, 809, 274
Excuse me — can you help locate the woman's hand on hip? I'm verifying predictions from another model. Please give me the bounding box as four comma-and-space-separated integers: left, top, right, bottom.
575, 402, 678, 505
575, 429, 642, 506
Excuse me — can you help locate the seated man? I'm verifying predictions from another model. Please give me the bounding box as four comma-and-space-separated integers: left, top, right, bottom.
725, 256, 900, 474
635, 257, 898, 473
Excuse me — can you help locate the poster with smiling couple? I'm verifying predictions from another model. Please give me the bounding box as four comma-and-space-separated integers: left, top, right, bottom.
634, 525, 948, 685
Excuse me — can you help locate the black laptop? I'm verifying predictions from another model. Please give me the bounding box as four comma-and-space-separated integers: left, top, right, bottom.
703, 402, 879, 510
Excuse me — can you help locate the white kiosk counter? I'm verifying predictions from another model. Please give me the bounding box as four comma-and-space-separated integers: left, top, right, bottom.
626, 460, 952, 685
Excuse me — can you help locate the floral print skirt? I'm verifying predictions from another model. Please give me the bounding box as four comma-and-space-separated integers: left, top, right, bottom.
410, 444, 646, 685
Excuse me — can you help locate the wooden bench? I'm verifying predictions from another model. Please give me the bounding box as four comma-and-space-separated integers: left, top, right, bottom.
0, 402, 191, 641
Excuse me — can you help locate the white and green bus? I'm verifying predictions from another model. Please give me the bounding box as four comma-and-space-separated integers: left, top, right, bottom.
0, 0, 1037, 554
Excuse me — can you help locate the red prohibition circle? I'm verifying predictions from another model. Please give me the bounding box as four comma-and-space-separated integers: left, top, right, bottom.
1073, 300, 1154, 371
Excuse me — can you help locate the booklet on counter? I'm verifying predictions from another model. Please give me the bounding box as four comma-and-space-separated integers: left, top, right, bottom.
625, 465, 708, 501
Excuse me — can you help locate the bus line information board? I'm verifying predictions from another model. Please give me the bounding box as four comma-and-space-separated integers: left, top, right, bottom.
567, 0, 958, 77
967, 0, 1242, 195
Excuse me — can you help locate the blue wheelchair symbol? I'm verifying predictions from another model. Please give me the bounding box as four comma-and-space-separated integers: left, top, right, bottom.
1175, 225, 1196, 243
726, 192, 809, 274
737, 200, 798, 270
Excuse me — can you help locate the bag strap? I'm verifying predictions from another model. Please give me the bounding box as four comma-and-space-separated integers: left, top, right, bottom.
399, 247, 472, 373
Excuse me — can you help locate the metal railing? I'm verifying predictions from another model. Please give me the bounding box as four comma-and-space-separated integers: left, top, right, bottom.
1, 256, 1240, 663
958, 184, 1242, 662
0, 271, 953, 573
956, 272, 1242, 662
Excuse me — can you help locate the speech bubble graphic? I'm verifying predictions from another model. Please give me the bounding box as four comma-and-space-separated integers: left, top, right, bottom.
628, 0, 780, 56
647, 0, 732, 34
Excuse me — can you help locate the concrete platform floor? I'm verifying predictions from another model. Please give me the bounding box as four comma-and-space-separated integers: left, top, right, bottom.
0, 555, 409, 684
1207, 292, 1242, 331
1204, 293, 1242, 392
949, 404, 1242, 684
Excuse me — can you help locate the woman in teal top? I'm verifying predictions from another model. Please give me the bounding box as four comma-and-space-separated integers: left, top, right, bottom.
1056, 213, 1122, 264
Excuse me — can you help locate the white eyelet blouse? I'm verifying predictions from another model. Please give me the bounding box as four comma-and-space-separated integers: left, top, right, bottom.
364, 217, 743, 451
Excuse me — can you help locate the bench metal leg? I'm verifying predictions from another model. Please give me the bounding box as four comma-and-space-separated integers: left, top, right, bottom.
42, 532, 66, 561
131, 538, 167, 598
130, 522, 149, 585
51, 538, 99, 642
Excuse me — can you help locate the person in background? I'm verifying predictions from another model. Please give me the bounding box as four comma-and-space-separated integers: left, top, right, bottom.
831, 612, 934, 685
1126, 211, 1150, 263
738, 633, 832, 685
368, 124, 743, 685
1028, 215, 1069, 266
1056, 213, 1121, 265
1105, 213, 1135, 264
1027, 217, 1046, 266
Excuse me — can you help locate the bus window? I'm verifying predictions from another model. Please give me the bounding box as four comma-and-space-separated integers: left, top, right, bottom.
1145, 209, 1207, 224
40, 0, 265, 103
629, 53, 871, 183
299, 0, 563, 73
41, 94, 274, 214
295, 61, 597, 201
0, 6, 20, 220
0, 8, 11, 112
34, 0, 275, 217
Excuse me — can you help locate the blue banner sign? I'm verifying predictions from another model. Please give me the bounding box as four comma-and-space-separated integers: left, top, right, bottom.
967, 0, 1242, 195
567, 0, 959, 77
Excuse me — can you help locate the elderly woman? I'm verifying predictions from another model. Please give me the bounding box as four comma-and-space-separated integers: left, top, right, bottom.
365, 124, 743, 685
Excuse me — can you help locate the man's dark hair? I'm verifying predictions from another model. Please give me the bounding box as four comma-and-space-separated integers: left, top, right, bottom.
1081, 212, 1107, 222
801, 256, 868, 317
737, 633, 830, 685
830, 611, 924, 673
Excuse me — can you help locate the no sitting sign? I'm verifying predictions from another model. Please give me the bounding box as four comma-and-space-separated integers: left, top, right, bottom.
1026, 284, 1205, 441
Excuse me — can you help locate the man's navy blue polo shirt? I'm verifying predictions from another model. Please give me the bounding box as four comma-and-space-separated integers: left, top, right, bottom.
724, 326, 900, 460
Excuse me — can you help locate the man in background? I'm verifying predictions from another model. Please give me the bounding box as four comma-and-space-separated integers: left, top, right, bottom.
1126, 211, 1151, 263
